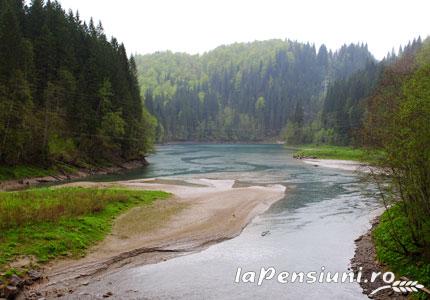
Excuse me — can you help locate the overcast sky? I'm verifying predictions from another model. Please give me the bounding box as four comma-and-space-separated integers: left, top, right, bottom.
57, 0, 429, 60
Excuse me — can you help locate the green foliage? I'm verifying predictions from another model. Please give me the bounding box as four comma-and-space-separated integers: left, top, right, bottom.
293, 145, 381, 162
322, 61, 382, 145
136, 41, 374, 142
319, 39, 422, 146
0, 187, 169, 268
373, 205, 430, 299
281, 123, 303, 145
364, 39, 430, 299
0, 165, 55, 181
48, 135, 77, 162
0, 0, 155, 168
255, 97, 265, 111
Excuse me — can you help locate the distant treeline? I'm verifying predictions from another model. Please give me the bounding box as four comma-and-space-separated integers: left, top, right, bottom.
321, 39, 423, 146
0, 0, 156, 167
136, 40, 375, 142
136, 38, 423, 146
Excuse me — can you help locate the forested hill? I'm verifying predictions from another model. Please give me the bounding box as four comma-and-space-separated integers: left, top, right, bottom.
136, 40, 375, 142
0, 0, 155, 168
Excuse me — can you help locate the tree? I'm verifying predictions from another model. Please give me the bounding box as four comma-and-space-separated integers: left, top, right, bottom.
0, 0, 156, 166
135, 40, 375, 142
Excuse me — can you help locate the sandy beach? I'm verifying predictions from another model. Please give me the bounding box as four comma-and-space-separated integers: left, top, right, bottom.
25, 178, 286, 299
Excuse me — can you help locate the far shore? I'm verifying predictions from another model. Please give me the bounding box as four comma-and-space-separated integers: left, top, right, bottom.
301, 158, 372, 172
0, 159, 149, 191
25, 178, 286, 299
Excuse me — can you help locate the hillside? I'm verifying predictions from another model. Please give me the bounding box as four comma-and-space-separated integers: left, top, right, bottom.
136, 40, 375, 142
0, 0, 155, 169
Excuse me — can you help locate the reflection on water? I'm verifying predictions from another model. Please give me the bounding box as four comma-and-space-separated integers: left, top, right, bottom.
84, 144, 382, 299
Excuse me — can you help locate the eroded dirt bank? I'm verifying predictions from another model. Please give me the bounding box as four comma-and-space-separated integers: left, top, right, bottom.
0, 159, 148, 191
351, 218, 407, 300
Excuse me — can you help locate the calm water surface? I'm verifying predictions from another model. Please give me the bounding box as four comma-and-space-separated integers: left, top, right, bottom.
84, 144, 382, 299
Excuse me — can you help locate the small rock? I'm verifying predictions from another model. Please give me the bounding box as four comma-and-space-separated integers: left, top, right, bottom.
37, 298, 46, 300
4, 286, 18, 298
103, 291, 113, 298
9, 274, 24, 287
354, 236, 363, 242
82, 281, 89, 286
261, 230, 270, 237
57, 292, 64, 297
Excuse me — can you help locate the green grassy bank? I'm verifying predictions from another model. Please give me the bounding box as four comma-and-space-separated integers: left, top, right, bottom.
292, 145, 382, 163
373, 205, 430, 299
0, 187, 169, 278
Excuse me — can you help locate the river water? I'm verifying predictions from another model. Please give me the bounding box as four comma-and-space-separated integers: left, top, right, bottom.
84, 144, 382, 299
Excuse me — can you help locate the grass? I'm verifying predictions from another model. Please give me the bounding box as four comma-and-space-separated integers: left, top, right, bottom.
0, 165, 56, 181
292, 145, 383, 163
113, 200, 188, 238
0, 163, 82, 182
0, 187, 169, 274
373, 205, 430, 299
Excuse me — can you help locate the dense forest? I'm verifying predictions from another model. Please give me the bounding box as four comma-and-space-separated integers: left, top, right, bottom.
0, 0, 426, 166
0, 0, 156, 168
321, 39, 423, 146
136, 38, 425, 146
136, 41, 375, 142
358, 38, 430, 290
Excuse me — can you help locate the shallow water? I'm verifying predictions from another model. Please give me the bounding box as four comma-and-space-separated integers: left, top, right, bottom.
82, 144, 382, 299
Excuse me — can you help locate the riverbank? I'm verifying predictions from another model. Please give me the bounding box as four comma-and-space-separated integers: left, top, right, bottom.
351, 218, 408, 300
297, 146, 430, 299
301, 158, 372, 172
292, 145, 384, 173
0, 187, 169, 299
19, 178, 286, 299
292, 145, 382, 162
352, 214, 430, 300
0, 159, 149, 191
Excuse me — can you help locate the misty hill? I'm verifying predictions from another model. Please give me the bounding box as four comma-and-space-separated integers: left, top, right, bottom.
136, 40, 375, 142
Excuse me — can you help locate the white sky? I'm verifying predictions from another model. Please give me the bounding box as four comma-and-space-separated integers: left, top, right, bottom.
56, 0, 429, 60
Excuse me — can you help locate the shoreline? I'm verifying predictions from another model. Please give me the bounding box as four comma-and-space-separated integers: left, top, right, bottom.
0, 159, 149, 191
296, 156, 396, 299
351, 218, 407, 300
300, 158, 372, 172
157, 141, 285, 146
22, 178, 286, 299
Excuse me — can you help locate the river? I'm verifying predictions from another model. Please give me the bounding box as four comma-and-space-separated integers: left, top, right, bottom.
81, 144, 382, 299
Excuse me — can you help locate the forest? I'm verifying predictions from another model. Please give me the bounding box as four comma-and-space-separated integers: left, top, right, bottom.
0, 0, 429, 297
136, 38, 423, 146
136, 41, 375, 142
0, 0, 156, 169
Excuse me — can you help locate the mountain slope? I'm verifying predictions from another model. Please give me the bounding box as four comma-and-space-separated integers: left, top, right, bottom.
136, 40, 374, 142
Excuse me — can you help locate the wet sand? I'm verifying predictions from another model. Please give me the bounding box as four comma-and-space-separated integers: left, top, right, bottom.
301, 158, 374, 173
24, 178, 286, 299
